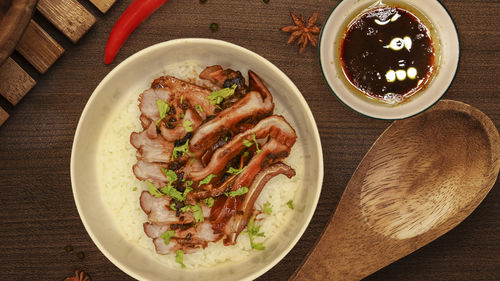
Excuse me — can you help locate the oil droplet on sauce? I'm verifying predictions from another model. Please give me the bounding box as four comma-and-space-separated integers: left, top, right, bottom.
340, 6, 435, 104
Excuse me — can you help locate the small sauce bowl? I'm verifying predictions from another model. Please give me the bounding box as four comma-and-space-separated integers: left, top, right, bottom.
319, 0, 459, 119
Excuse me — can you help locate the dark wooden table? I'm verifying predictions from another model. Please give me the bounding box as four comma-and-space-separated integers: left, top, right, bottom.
0, 0, 498, 280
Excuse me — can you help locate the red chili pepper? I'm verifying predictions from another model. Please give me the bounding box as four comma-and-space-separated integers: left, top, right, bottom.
104, 0, 169, 64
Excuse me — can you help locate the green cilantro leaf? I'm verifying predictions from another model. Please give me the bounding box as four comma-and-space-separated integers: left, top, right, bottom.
185, 180, 193, 188
182, 187, 193, 201
180, 95, 184, 105
225, 186, 248, 197
252, 133, 262, 154
287, 200, 294, 210
183, 119, 193, 132
243, 151, 249, 157
159, 185, 183, 202
195, 105, 204, 113
156, 99, 170, 124
179, 113, 185, 119
170, 203, 177, 211
175, 250, 186, 268
132, 187, 137, 191
246, 215, 266, 250
160, 230, 175, 245
243, 139, 253, 147
146, 180, 163, 198
227, 166, 244, 175
181, 204, 204, 224
263, 202, 272, 215
172, 139, 191, 160
252, 242, 266, 250
161, 168, 178, 183
199, 174, 216, 186
206, 84, 237, 105
203, 197, 215, 207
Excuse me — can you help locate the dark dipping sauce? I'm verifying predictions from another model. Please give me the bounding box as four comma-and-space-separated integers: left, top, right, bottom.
340, 6, 435, 103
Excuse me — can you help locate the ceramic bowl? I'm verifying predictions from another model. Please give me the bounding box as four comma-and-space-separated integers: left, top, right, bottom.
319, 0, 460, 119
71, 38, 323, 281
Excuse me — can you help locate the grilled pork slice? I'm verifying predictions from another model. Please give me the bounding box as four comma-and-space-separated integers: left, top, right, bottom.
223, 163, 296, 244
189, 115, 296, 182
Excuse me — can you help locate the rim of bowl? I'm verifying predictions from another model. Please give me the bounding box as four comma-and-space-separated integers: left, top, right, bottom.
318, 0, 461, 120
71, 38, 324, 281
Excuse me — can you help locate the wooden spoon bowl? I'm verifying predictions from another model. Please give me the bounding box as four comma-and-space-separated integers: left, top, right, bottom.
0, 0, 37, 66
291, 100, 500, 280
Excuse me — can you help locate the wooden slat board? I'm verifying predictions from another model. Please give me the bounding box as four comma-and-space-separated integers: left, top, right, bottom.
0, 106, 8, 127
0, 58, 36, 105
89, 0, 116, 13
16, 20, 65, 74
36, 0, 96, 43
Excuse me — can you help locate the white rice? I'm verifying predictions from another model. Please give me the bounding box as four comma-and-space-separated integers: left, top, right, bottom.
97, 62, 304, 268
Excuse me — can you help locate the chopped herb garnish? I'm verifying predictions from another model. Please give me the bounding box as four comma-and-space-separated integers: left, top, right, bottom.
179, 113, 185, 119
252, 133, 262, 154
64, 245, 73, 252
172, 139, 191, 160
185, 180, 193, 188
210, 22, 219, 32
206, 84, 237, 105
227, 166, 244, 175
76, 251, 85, 260
287, 200, 294, 209
146, 180, 163, 198
263, 202, 272, 215
156, 99, 170, 125
225, 186, 248, 197
243, 151, 249, 157
181, 204, 204, 224
170, 203, 177, 211
203, 197, 215, 207
243, 139, 253, 147
246, 215, 265, 250
175, 250, 186, 268
195, 105, 204, 113
180, 95, 184, 105
161, 168, 178, 183
160, 230, 175, 245
199, 174, 216, 186
132, 187, 137, 191
183, 119, 193, 132
182, 187, 193, 201
159, 184, 183, 202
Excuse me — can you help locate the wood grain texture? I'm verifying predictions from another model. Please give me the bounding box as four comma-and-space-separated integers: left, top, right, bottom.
36, 0, 96, 43
0, 1, 498, 281
16, 19, 65, 74
89, 0, 116, 13
291, 100, 500, 281
0, 106, 8, 126
0, 57, 36, 105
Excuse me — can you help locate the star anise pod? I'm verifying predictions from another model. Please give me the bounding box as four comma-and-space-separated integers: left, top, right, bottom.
281, 12, 321, 54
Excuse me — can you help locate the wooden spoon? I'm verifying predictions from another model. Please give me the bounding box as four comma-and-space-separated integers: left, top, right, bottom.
291, 100, 500, 281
